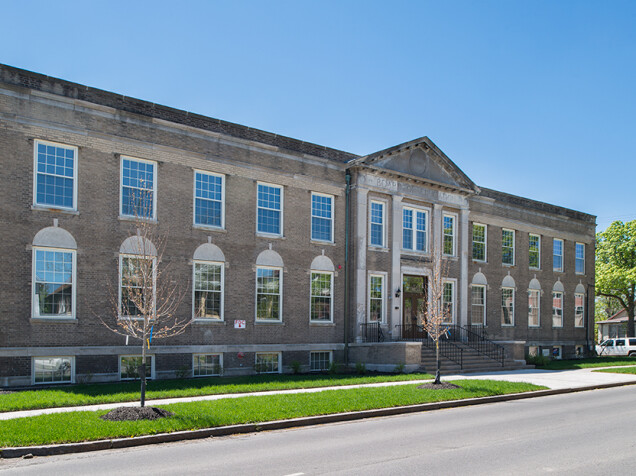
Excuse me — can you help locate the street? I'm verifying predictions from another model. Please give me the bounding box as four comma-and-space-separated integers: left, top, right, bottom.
3, 385, 636, 475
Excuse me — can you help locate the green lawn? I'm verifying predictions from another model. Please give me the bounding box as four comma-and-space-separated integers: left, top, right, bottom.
0, 380, 545, 447
538, 357, 636, 370
594, 366, 636, 375
0, 373, 435, 413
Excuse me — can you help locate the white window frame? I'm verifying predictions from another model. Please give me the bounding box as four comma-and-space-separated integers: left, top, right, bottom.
575, 242, 585, 275
310, 192, 334, 243
470, 284, 486, 326
255, 265, 283, 322
552, 346, 562, 360
402, 206, 429, 252
192, 260, 225, 321
369, 200, 386, 248
192, 353, 223, 377
502, 229, 515, 266
255, 352, 281, 374
309, 271, 334, 323
256, 181, 284, 237
552, 291, 564, 328
442, 213, 457, 257
193, 170, 225, 230
529, 233, 541, 270
32, 356, 75, 385
118, 254, 157, 319
442, 279, 456, 324
472, 223, 487, 262
119, 355, 154, 380
553, 238, 564, 272
501, 287, 515, 326
33, 139, 79, 211
368, 273, 386, 323
119, 156, 157, 220
310, 351, 332, 372
574, 292, 585, 328
528, 289, 540, 327
32, 246, 77, 320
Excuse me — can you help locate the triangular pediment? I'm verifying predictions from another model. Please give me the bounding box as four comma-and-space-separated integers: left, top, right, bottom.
352, 137, 478, 193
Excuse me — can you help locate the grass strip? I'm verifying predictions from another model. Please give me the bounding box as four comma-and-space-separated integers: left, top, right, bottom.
0, 380, 544, 447
594, 366, 636, 375
538, 357, 636, 370
0, 373, 434, 413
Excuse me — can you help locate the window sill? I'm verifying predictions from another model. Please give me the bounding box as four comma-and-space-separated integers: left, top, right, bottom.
31, 205, 79, 215
119, 215, 157, 224
401, 250, 430, 257
553, 270, 565, 274
502, 263, 515, 268
575, 272, 586, 276
368, 246, 389, 253
472, 259, 487, 264
310, 240, 336, 246
529, 267, 541, 271
193, 319, 225, 325
31, 317, 77, 323
254, 321, 285, 325
193, 225, 226, 233
309, 321, 335, 326
501, 324, 515, 327
256, 233, 285, 240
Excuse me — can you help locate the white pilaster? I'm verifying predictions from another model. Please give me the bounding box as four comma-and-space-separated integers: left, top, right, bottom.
390, 195, 403, 336
355, 188, 369, 341
460, 207, 469, 327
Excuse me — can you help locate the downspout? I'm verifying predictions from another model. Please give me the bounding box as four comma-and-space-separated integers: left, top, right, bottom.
344, 170, 351, 365
587, 283, 595, 354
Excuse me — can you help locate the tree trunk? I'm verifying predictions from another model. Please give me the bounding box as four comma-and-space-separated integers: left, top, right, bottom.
434, 339, 441, 384
140, 337, 147, 407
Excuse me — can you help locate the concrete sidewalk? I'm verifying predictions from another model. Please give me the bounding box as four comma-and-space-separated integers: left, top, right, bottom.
3, 367, 636, 421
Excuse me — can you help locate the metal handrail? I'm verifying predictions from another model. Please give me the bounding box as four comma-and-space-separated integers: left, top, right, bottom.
394, 324, 464, 367
443, 325, 505, 366
359, 322, 385, 343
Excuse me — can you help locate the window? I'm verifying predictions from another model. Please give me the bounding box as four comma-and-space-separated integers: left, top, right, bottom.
443, 280, 455, 324
368, 274, 385, 322
528, 346, 539, 357
310, 272, 333, 322
552, 346, 562, 360
193, 262, 224, 320
369, 201, 385, 247
34, 140, 78, 210
194, 171, 224, 228
575, 293, 585, 328
502, 229, 515, 265
529, 234, 540, 269
256, 267, 282, 321
553, 238, 563, 272
121, 157, 156, 219
311, 193, 334, 242
193, 354, 222, 376
575, 345, 584, 357
528, 290, 540, 327
119, 255, 155, 317
257, 183, 283, 236
472, 223, 486, 261
552, 291, 563, 327
575, 243, 585, 274
471, 285, 486, 325
443, 214, 456, 256
32, 248, 75, 318
310, 351, 332, 371
255, 352, 280, 373
120, 355, 153, 380
403, 207, 428, 252
502, 288, 515, 326
33, 357, 73, 384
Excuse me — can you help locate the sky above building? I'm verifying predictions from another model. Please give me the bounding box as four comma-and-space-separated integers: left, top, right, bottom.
2, 0, 634, 232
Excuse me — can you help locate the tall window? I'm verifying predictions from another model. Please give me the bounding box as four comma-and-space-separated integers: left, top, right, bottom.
403, 208, 428, 252
311, 193, 334, 242
443, 281, 455, 323
193, 262, 224, 320
121, 157, 156, 219
575, 243, 585, 274
119, 256, 155, 317
471, 285, 486, 325
34, 140, 77, 210
443, 214, 456, 256
32, 248, 75, 319
310, 272, 333, 322
501, 288, 515, 326
553, 238, 564, 272
575, 293, 585, 328
502, 229, 515, 265
552, 291, 563, 327
256, 267, 282, 321
369, 201, 385, 247
368, 274, 384, 322
472, 223, 486, 261
257, 183, 283, 236
528, 290, 540, 327
194, 171, 224, 228
529, 234, 540, 269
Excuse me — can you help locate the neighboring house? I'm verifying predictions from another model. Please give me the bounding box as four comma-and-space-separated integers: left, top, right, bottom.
0, 64, 596, 387
597, 308, 634, 341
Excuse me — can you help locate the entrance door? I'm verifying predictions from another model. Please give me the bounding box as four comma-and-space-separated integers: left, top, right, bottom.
402, 275, 427, 339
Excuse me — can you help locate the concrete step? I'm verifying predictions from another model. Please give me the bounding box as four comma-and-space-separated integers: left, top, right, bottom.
421, 345, 531, 373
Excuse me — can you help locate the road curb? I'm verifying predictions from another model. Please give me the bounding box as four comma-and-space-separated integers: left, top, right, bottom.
3, 379, 636, 459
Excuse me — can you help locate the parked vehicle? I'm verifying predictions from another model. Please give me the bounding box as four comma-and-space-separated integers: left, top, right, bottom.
596, 338, 636, 356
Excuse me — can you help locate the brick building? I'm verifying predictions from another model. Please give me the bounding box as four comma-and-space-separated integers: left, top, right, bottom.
0, 64, 596, 387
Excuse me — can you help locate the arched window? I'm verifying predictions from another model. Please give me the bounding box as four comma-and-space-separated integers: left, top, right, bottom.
310, 253, 334, 323
574, 283, 586, 328
528, 278, 542, 327
501, 274, 516, 326
255, 247, 284, 322
552, 280, 565, 328
32, 224, 77, 319
119, 235, 156, 318
193, 242, 225, 321
470, 272, 487, 326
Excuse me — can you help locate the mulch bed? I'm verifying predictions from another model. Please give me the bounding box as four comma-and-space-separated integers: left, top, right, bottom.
417, 382, 461, 390
100, 406, 173, 421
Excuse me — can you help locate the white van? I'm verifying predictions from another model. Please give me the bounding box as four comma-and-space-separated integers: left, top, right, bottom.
596, 338, 636, 357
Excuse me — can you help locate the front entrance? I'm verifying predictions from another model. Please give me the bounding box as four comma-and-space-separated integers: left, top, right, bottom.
402, 275, 428, 339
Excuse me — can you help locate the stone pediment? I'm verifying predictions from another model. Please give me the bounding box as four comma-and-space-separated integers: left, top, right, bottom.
352, 137, 478, 193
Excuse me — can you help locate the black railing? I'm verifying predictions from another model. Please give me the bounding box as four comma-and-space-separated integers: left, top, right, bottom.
360, 322, 385, 343
394, 324, 464, 367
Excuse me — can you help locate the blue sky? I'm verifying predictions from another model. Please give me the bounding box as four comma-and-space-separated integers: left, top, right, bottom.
2, 0, 635, 231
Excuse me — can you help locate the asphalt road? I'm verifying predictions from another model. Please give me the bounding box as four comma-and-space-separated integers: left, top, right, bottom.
3, 385, 636, 475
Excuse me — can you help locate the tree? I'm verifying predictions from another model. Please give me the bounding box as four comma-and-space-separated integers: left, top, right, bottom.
596, 220, 636, 337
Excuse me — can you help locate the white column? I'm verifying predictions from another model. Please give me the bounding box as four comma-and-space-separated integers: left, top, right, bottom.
433, 204, 443, 263
459, 207, 469, 327
355, 188, 368, 342
391, 195, 403, 337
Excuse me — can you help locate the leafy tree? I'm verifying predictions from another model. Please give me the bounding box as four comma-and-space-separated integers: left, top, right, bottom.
596, 220, 636, 337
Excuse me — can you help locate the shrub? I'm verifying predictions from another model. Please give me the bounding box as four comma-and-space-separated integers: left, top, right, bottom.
355, 362, 366, 375
394, 363, 405, 374
291, 360, 301, 374
525, 353, 549, 367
